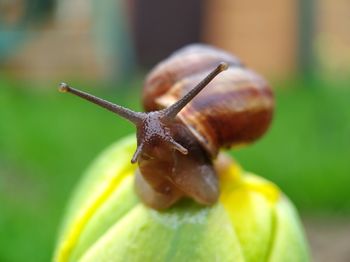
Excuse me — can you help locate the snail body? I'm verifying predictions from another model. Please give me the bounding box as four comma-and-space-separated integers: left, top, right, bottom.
134, 116, 219, 209
59, 44, 274, 209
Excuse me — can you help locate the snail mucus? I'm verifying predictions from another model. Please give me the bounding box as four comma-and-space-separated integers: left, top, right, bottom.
59, 44, 274, 210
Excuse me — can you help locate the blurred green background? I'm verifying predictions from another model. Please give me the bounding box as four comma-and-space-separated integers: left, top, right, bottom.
1, 0, 350, 261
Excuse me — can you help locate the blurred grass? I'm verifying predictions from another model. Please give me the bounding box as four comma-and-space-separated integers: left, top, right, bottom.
0, 76, 349, 261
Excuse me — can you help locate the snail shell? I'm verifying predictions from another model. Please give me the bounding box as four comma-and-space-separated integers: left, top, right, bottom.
143, 44, 274, 157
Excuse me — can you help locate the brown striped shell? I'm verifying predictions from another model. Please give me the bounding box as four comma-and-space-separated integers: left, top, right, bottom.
142, 44, 274, 157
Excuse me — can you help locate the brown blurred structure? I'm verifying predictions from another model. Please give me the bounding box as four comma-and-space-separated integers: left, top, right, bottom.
1, 0, 133, 82
2, 0, 103, 80
316, 0, 350, 78
1, 0, 350, 81
132, 0, 202, 68
203, 0, 298, 78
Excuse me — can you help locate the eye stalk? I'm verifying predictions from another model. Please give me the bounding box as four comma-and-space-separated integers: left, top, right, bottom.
58, 83, 146, 125
162, 62, 228, 120
59, 62, 228, 163
131, 143, 144, 164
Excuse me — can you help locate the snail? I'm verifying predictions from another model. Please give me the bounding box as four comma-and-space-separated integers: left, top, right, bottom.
59, 44, 274, 209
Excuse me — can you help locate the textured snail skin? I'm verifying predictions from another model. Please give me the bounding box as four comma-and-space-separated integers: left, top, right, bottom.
136, 44, 274, 209
135, 119, 219, 209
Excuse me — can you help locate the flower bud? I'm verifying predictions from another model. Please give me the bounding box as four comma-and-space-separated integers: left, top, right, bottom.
54, 135, 309, 262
